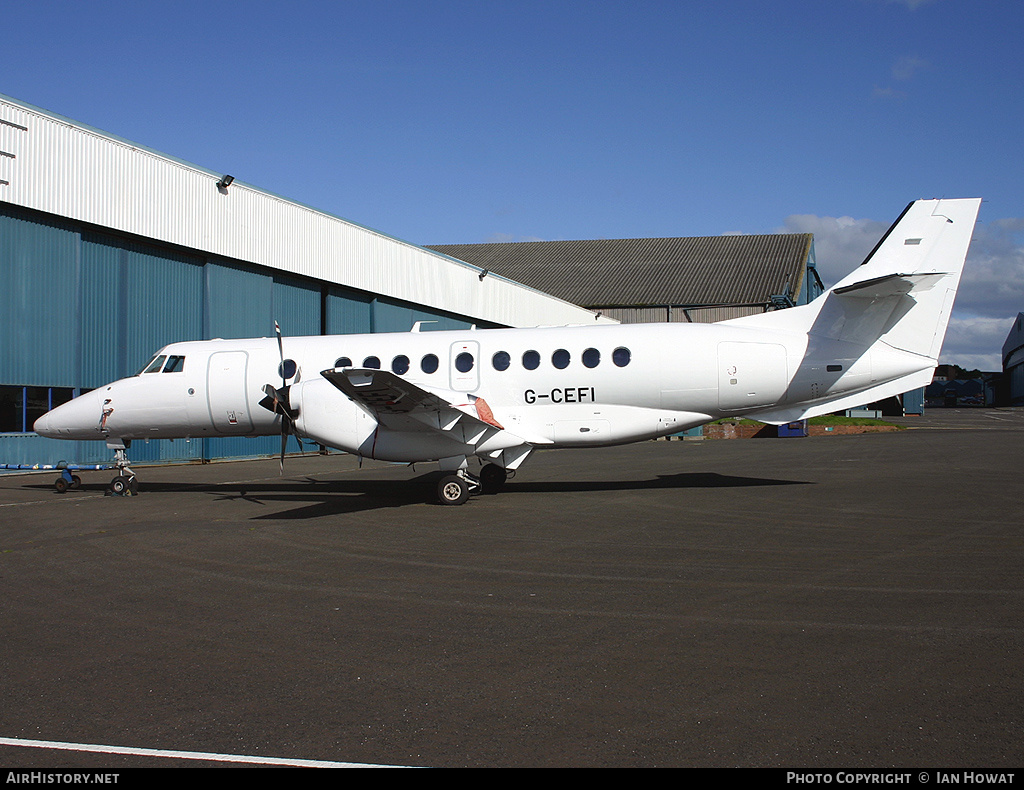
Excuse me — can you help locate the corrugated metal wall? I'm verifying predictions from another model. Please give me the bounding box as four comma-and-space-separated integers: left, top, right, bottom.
0, 208, 79, 385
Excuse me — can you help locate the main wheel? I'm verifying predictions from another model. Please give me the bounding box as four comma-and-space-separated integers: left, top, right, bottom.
437, 474, 469, 506
479, 463, 508, 494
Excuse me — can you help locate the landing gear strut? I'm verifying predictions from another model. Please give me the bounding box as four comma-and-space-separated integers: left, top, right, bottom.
106, 446, 138, 496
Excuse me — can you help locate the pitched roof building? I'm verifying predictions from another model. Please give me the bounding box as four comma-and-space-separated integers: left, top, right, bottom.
430, 233, 821, 324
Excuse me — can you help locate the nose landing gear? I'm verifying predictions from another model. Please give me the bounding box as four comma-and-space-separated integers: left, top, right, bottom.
105, 444, 138, 496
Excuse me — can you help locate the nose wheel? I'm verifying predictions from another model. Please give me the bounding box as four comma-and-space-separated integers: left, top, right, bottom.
106, 447, 138, 496
109, 473, 138, 496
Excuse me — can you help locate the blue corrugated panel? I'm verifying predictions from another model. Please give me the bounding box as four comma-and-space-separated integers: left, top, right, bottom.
0, 208, 79, 385
325, 287, 373, 335
204, 435, 282, 461
122, 240, 203, 368
0, 435, 109, 467
206, 260, 272, 339
80, 234, 204, 385
79, 237, 123, 386
272, 276, 320, 337
902, 387, 925, 415
373, 298, 474, 334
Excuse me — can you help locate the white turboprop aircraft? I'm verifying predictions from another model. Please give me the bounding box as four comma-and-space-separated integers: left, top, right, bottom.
34, 198, 980, 504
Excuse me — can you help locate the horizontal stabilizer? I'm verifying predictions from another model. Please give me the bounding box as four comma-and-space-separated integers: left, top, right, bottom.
832, 272, 948, 299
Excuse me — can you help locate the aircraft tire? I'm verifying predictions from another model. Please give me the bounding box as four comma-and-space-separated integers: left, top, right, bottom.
437, 474, 469, 506
479, 464, 507, 494
110, 475, 130, 496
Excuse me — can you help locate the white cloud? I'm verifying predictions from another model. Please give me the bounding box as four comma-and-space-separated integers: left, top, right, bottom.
776, 213, 889, 285
892, 55, 930, 81
939, 315, 1013, 371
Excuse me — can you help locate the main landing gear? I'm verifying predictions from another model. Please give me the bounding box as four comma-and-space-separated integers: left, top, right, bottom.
435, 463, 509, 506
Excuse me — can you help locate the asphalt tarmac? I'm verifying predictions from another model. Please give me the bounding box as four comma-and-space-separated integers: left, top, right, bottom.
1, 408, 1022, 768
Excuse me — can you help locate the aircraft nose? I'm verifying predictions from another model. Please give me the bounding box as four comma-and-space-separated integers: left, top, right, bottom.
33, 390, 104, 439
32, 411, 53, 436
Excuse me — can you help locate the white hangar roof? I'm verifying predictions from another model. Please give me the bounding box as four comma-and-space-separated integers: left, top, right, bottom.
0, 93, 610, 329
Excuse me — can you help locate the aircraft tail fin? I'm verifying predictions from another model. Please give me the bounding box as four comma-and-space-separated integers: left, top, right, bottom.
723, 197, 981, 360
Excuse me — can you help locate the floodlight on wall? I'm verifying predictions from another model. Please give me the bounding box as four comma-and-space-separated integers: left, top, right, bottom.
478, 269, 489, 281
216, 174, 234, 190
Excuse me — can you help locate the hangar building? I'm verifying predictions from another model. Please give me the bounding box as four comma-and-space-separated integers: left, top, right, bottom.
0, 94, 607, 467
428, 234, 823, 323
1003, 313, 1024, 405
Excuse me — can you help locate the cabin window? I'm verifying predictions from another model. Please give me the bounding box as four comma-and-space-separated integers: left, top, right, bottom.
522, 350, 540, 370
421, 354, 439, 374
278, 359, 297, 379
552, 349, 570, 369
392, 355, 410, 375
363, 356, 381, 369
613, 347, 631, 367
143, 355, 167, 374
136, 355, 158, 375
582, 348, 600, 368
335, 356, 352, 368
455, 352, 475, 373
492, 351, 511, 371
163, 356, 185, 373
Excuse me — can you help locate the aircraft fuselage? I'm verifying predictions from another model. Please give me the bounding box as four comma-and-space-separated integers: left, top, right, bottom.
33, 319, 927, 460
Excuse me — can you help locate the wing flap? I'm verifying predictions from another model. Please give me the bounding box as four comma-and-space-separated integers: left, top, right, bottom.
320, 368, 510, 447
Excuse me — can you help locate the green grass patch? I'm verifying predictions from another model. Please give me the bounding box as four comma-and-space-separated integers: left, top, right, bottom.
807, 415, 904, 428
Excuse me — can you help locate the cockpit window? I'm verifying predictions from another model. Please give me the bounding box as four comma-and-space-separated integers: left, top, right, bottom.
143, 355, 167, 374
163, 356, 185, 373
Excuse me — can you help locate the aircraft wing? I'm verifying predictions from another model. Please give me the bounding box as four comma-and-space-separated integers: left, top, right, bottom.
319, 367, 514, 447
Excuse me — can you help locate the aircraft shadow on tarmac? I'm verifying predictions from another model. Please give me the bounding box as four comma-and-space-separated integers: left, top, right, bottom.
148, 471, 811, 518
21, 471, 809, 518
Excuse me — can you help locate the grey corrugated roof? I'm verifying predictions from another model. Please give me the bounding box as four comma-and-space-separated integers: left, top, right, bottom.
429, 233, 813, 308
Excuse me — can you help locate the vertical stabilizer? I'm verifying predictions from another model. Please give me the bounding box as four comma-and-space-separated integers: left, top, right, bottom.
823, 198, 980, 360
722, 198, 981, 362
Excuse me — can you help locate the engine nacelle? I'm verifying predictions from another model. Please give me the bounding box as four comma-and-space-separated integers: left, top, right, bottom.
292, 378, 377, 454
291, 377, 480, 462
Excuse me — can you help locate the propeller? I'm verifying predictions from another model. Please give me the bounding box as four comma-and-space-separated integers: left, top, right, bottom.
257, 321, 300, 473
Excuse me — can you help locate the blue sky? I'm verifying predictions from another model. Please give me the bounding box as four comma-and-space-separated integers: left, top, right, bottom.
3, 0, 1022, 368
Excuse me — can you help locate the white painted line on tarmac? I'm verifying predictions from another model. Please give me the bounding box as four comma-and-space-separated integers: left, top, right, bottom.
0, 737, 414, 768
